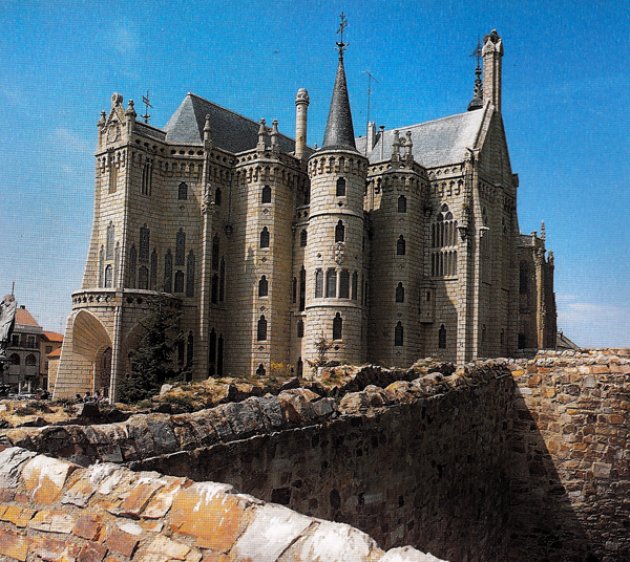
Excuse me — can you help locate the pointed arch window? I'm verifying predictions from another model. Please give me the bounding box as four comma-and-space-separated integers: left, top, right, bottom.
215, 187, 222, 205
211, 274, 218, 304
212, 235, 220, 270
178, 182, 188, 200
396, 235, 406, 256
431, 205, 458, 276
141, 160, 152, 195
150, 250, 158, 290
128, 245, 137, 288
335, 220, 345, 243
339, 269, 350, 299
106, 223, 115, 259
297, 319, 304, 338
336, 177, 346, 196
258, 275, 268, 297
138, 266, 149, 290
257, 315, 268, 341
99, 246, 104, 287
326, 269, 337, 298
332, 312, 343, 340
315, 269, 323, 298
174, 270, 185, 293
186, 251, 195, 297
299, 266, 306, 311
261, 185, 272, 203
352, 271, 358, 300
397, 195, 407, 213
139, 225, 150, 261
175, 229, 186, 265
104, 265, 113, 288
395, 322, 404, 346
164, 250, 173, 292
260, 227, 270, 248
438, 324, 447, 349
219, 258, 226, 301
300, 229, 308, 247
108, 164, 117, 194
396, 282, 405, 303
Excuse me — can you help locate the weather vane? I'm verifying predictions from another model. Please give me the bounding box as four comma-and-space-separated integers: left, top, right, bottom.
336, 12, 348, 57
142, 90, 153, 124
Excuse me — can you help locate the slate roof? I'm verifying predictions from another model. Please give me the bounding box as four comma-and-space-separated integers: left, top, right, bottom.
321, 56, 357, 151
355, 109, 486, 169
164, 93, 297, 154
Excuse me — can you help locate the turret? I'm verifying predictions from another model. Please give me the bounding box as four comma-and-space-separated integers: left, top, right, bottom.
482, 29, 503, 112
295, 88, 309, 160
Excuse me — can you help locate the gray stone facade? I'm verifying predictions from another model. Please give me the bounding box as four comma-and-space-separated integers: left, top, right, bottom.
54, 30, 557, 400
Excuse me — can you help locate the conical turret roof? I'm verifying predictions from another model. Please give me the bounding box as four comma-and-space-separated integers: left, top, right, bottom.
321, 55, 357, 151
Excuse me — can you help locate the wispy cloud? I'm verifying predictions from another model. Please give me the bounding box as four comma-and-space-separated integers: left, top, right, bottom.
112, 24, 140, 56
51, 128, 92, 154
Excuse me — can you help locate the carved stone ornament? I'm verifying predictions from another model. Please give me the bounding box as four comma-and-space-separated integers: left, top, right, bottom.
107, 123, 121, 144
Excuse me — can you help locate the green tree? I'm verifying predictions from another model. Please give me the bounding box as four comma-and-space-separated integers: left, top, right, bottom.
118, 300, 185, 403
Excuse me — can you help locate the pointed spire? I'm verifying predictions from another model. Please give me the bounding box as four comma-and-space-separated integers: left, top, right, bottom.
468, 39, 483, 111
321, 14, 356, 151
203, 114, 212, 149
257, 118, 268, 152
540, 220, 546, 241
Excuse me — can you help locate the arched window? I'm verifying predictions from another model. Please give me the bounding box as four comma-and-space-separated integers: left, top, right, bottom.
300, 229, 308, 247
150, 250, 158, 290
332, 313, 343, 340
211, 274, 218, 304
25, 354, 36, 366
139, 225, 150, 261
9, 354, 20, 366
335, 220, 345, 243
164, 250, 173, 292
431, 205, 458, 276
261, 185, 272, 203
257, 315, 267, 341
397, 195, 407, 213
438, 324, 447, 349
108, 164, 117, 194
336, 177, 346, 196
106, 223, 115, 259
141, 160, 153, 195
299, 267, 306, 311
174, 270, 185, 293
397, 235, 406, 256
260, 227, 270, 248
104, 264, 113, 288
519, 261, 529, 294
297, 320, 304, 338
258, 275, 268, 297
326, 269, 337, 298
396, 282, 405, 303
175, 229, 186, 265
315, 269, 323, 298
212, 235, 220, 270
215, 187, 222, 205
219, 258, 226, 301
138, 266, 149, 290
352, 271, 358, 300
128, 245, 137, 288
186, 251, 195, 297
178, 182, 188, 200
395, 322, 404, 346
339, 269, 350, 298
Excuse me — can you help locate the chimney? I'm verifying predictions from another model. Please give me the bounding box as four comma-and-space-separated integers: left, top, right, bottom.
482, 29, 503, 112
366, 121, 376, 154
294, 88, 310, 160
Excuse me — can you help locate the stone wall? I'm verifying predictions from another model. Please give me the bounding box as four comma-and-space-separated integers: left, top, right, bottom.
508, 350, 629, 562
0, 447, 444, 562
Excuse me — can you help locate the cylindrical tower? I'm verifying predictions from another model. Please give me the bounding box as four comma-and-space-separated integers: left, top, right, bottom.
294, 88, 309, 161
303, 43, 367, 367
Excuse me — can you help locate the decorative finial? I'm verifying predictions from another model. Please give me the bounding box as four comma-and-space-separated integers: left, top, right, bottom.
270, 119, 279, 153
257, 118, 268, 152
467, 38, 483, 111
141, 91, 153, 124
126, 99, 137, 119
540, 220, 546, 241
336, 12, 348, 59
98, 111, 106, 127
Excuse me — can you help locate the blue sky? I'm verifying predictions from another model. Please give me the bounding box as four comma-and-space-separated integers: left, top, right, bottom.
0, 0, 628, 347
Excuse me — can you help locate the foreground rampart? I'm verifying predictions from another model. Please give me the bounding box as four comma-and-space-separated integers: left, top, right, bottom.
0, 351, 627, 561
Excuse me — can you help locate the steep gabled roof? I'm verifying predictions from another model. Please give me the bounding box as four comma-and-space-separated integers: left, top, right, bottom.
356, 109, 486, 168
164, 93, 297, 154
15, 307, 40, 328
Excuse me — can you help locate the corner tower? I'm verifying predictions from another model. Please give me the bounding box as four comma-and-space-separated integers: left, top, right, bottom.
304, 17, 368, 366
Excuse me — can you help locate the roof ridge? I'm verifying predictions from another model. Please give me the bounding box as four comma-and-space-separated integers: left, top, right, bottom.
378, 110, 476, 134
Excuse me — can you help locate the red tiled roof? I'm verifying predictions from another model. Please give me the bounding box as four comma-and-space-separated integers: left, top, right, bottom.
15, 307, 40, 328
47, 348, 62, 359
43, 331, 64, 343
